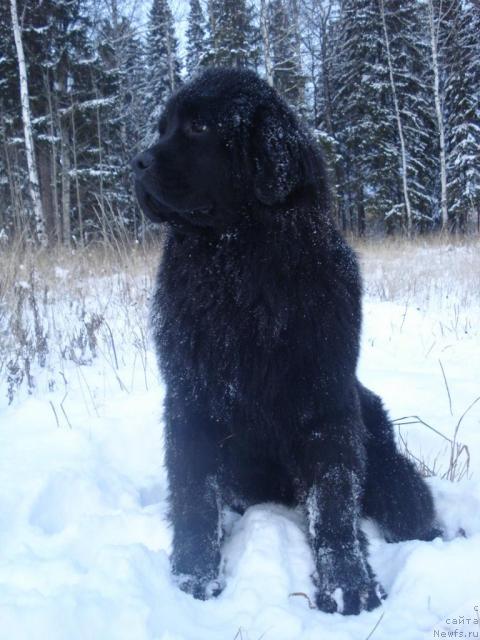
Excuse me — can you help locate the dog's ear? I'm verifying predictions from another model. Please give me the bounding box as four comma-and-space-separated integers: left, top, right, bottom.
250, 104, 301, 206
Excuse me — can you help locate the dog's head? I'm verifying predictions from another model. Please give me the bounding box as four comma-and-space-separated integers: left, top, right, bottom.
132, 68, 326, 234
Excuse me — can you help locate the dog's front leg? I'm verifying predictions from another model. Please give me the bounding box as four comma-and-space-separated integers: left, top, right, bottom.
302, 426, 385, 615
165, 401, 223, 599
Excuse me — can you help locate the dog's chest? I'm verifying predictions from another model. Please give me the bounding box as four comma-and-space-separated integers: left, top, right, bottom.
153, 233, 360, 423
154, 237, 297, 396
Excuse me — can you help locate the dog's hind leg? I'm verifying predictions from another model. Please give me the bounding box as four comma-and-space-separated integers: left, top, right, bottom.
358, 382, 440, 542
298, 403, 384, 615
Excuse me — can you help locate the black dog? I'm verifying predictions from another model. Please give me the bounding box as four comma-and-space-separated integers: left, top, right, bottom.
132, 68, 437, 615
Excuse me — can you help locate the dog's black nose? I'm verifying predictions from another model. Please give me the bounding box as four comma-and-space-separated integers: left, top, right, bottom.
131, 150, 154, 176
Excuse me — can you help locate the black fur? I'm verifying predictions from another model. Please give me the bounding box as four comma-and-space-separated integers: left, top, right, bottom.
132, 68, 437, 615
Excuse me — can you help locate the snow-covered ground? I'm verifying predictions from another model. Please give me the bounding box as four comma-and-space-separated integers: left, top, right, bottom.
0, 240, 479, 640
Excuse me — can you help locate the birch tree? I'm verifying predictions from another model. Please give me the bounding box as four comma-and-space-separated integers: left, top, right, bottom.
260, 0, 274, 86
10, 0, 46, 244
268, 0, 305, 114
427, 0, 449, 230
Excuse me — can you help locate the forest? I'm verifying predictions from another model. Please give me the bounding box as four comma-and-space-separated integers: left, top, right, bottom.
2, 0, 480, 245
1, 3, 480, 636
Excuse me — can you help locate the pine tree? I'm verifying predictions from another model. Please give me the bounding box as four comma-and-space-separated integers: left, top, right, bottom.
93, 14, 149, 239
443, 0, 480, 231
0, 0, 22, 238
206, 0, 259, 68
331, 0, 438, 234
186, 0, 207, 77
145, 0, 181, 139
12, 0, 99, 244
332, 0, 394, 234
1, 0, 152, 244
390, 0, 437, 230
380, 0, 437, 233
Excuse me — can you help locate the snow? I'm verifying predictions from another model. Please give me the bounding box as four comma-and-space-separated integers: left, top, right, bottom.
1, 244, 479, 639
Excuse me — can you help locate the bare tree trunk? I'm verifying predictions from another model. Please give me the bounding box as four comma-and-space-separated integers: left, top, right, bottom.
427, 0, 448, 231
379, 0, 413, 236
1, 112, 22, 237
60, 122, 71, 245
44, 71, 61, 243
290, 0, 303, 82
10, 0, 46, 245
70, 101, 84, 247
95, 98, 107, 241
37, 144, 56, 242
10, 146, 26, 236
164, 3, 178, 93
357, 196, 365, 236
260, 0, 274, 86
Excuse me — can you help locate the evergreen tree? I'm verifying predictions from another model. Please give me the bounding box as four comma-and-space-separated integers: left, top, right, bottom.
331, 0, 438, 234
1, 0, 479, 242
93, 14, 149, 239
442, 0, 480, 231
332, 0, 393, 234
382, 0, 437, 232
0, 0, 22, 238
145, 0, 181, 139
206, 0, 259, 68
5, 0, 96, 244
186, 0, 207, 77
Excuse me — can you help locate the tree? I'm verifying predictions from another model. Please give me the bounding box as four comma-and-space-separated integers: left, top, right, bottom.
332, 0, 394, 234
442, 0, 480, 231
186, 0, 208, 77
384, 0, 437, 232
93, 8, 149, 240
378, 0, 413, 235
0, 0, 22, 239
12, 0, 104, 245
297, 0, 343, 225
426, 0, 449, 230
9, 0, 46, 244
267, 0, 305, 114
330, 0, 437, 234
206, 0, 259, 68
145, 0, 181, 140
259, 0, 274, 85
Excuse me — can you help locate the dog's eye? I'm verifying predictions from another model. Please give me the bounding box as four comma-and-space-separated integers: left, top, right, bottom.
185, 120, 209, 136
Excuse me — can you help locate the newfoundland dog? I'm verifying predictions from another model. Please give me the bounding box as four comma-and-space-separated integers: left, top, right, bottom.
132, 68, 438, 615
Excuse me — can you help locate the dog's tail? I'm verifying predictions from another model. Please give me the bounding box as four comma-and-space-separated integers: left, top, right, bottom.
357, 381, 441, 542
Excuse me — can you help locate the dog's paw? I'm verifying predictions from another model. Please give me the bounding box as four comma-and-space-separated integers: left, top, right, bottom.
315, 580, 385, 615
175, 574, 224, 600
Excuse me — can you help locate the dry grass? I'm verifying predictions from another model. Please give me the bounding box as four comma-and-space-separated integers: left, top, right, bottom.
0, 236, 163, 403
393, 410, 475, 482
354, 234, 480, 309
1, 233, 478, 480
